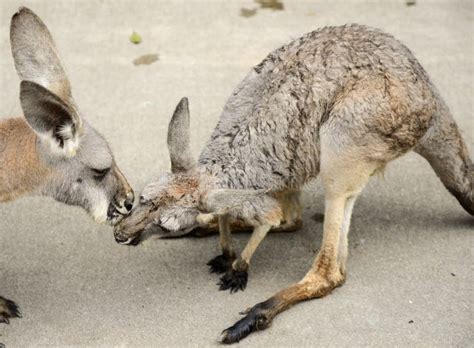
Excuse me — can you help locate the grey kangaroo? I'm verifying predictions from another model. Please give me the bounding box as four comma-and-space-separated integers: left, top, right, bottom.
0, 8, 134, 323
115, 24, 473, 343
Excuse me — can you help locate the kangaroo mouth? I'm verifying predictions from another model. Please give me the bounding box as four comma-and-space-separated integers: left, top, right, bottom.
113, 204, 157, 245
114, 234, 141, 246
107, 204, 129, 226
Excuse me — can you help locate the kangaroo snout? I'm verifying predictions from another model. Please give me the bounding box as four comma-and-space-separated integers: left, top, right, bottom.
124, 194, 134, 211
107, 191, 134, 223
113, 201, 157, 245
113, 221, 144, 246
107, 191, 135, 220
113, 233, 141, 246
106, 165, 135, 224
114, 191, 135, 215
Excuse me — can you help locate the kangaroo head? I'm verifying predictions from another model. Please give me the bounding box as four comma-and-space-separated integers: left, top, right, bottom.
10, 7, 134, 224
113, 97, 201, 244
114, 98, 268, 245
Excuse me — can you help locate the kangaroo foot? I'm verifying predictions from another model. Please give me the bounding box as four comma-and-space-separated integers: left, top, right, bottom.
219, 259, 249, 293
0, 296, 21, 324
221, 270, 346, 343
221, 299, 275, 344
207, 253, 235, 274
219, 269, 248, 293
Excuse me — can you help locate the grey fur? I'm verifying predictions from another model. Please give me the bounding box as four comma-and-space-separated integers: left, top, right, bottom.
199, 24, 433, 190
116, 23, 473, 340
2, 7, 135, 224
168, 97, 196, 172
10, 7, 72, 100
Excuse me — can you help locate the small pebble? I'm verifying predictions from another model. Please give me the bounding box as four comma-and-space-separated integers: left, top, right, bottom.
408, 320, 414, 324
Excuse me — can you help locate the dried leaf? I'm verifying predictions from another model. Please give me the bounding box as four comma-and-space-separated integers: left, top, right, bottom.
240, 8, 258, 17
133, 54, 159, 66
256, 0, 284, 11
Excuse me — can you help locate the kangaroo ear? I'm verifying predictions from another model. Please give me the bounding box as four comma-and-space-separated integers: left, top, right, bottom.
168, 97, 196, 172
20, 81, 81, 157
10, 7, 72, 101
203, 189, 267, 214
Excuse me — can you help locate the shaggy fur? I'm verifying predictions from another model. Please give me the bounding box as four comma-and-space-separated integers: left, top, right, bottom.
116, 24, 473, 343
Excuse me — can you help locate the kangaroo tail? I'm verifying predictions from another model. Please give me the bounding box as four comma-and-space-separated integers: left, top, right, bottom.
415, 105, 473, 215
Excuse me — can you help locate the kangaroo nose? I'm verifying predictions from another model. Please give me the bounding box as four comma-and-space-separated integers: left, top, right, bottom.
124, 191, 134, 212
125, 200, 133, 212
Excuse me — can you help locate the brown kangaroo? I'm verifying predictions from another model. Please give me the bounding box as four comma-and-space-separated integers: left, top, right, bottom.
0, 8, 134, 324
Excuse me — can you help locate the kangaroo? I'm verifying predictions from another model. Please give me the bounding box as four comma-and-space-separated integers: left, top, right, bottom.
115, 24, 473, 343
0, 7, 135, 324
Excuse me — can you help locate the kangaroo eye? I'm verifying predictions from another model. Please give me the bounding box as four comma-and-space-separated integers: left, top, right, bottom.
91, 167, 110, 178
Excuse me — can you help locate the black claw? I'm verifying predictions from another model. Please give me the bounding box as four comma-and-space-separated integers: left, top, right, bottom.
5, 299, 21, 318
0, 296, 21, 324
218, 269, 248, 293
207, 254, 233, 274
220, 300, 275, 344
239, 307, 252, 315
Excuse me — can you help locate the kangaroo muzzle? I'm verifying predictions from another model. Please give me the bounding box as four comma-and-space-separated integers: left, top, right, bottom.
113, 200, 159, 245
107, 191, 134, 223
106, 165, 135, 225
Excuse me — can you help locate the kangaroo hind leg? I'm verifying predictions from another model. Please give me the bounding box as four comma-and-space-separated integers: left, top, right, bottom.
220, 148, 381, 343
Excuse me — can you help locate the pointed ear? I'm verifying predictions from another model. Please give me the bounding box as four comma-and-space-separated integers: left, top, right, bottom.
20, 80, 81, 157
10, 7, 72, 101
167, 97, 196, 172
203, 189, 267, 214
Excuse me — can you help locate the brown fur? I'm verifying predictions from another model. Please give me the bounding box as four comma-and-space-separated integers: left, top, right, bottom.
168, 177, 200, 199
262, 205, 284, 227
0, 118, 50, 202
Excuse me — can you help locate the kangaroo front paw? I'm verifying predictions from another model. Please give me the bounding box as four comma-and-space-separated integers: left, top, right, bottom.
0, 296, 21, 324
219, 269, 248, 293
207, 254, 234, 274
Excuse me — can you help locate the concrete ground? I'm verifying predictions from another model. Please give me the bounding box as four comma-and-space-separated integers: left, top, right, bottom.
0, 0, 472, 346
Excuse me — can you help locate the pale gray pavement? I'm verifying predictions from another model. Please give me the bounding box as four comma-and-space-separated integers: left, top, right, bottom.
0, 0, 473, 346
